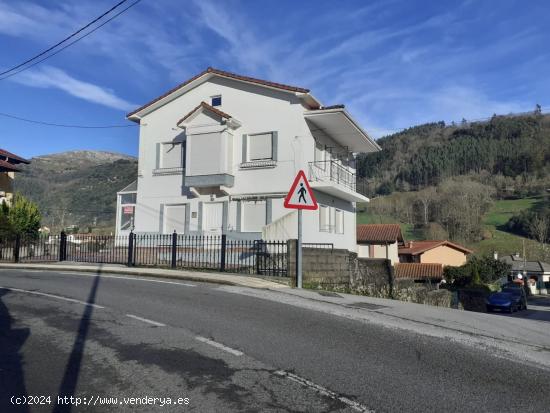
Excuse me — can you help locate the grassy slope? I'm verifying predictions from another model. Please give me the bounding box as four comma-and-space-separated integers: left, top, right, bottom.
357, 197, 542, 256
467, 197, 541, 256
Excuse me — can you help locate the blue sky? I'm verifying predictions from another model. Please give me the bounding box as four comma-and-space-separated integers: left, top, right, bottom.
0, 0, 549, 158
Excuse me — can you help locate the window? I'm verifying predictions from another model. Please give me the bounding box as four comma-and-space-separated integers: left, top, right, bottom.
335, 208, 344, 234
211, 95, 222, 107
119, 205, 134, 231
164, 204, 186, 233
314, 141, 325, 163
120, 193, 136, 204
241, 200, 266, 232
248, 133, 273, 161
319, 205, 330, 232
161, 142, 185, 169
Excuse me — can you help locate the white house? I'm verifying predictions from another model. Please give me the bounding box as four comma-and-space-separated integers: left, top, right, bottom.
116, 67, 380, 250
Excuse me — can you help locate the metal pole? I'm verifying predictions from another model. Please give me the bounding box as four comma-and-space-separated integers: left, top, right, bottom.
297, 209, 303, 288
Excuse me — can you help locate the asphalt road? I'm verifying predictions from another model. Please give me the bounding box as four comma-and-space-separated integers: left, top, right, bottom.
1, 269, 549, 412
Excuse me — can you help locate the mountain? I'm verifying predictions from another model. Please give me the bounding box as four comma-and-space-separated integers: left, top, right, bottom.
14, 150, 138, 233
357, 112, 550, 197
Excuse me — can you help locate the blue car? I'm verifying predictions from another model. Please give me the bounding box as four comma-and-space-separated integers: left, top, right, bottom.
486, 286, 527, 313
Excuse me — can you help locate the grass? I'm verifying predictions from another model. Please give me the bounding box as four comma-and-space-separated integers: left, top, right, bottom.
357, 196, 544, 258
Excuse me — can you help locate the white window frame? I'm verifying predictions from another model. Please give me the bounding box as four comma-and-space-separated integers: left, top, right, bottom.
211, 95, 222, 107
241, 200, 267, 232
247, 132, 273, 161
319, 204, 331, 233
335, 208, 344, 234
163, 204, 187, 234
160, 141, 185, 169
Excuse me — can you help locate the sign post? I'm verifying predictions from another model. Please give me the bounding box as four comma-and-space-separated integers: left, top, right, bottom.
284, 170, 318, 288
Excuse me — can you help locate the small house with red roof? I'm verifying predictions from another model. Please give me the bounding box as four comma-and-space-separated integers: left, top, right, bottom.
398, 240, 472, 267
0, 148, 30, 205
356, 224, 404, 264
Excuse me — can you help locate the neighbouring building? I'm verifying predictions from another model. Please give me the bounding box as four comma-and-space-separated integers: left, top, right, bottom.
356, 224, 404, 264
116, 67, 380, 250
0, 148, 30, 205
394, 262, 444, 283
501, 254, 549, 295
398, 240, 472, 267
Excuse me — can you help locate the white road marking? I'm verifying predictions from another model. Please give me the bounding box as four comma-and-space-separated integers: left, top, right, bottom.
195, 336, 244, 356
126, 314, 166, 327
274, 370, 374, 412
26, 270, 197, 288
1, 287, 104, 309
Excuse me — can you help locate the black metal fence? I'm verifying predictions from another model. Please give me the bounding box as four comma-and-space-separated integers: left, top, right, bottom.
0, 232, 289, 277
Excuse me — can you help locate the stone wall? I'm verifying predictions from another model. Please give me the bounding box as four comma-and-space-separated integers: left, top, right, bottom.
287, 240, 393, 293
349, 256, 393, 298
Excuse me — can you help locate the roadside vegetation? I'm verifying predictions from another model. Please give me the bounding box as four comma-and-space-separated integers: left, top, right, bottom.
0, 194, 41, 237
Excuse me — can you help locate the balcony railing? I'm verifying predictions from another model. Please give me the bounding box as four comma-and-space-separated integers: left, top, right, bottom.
308, 160, 356, 192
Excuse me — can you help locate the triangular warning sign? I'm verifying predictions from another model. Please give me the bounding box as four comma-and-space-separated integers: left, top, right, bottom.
284, 170, 318, 210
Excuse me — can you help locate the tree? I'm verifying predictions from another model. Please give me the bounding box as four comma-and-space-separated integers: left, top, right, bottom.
0, 194, 41, 236
534, 103, 542, 116
529, 213, 549, 249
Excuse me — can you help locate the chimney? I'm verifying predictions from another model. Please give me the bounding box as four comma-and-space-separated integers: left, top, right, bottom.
514, 252, 520, 259
493, 251, 498, 260
409, 241, 413, 248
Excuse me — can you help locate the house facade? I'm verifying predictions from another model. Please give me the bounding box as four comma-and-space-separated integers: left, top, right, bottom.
501, 254, 549, 295
398, 240, 472, 266
0, 148, 30, 205
356, 224, 404, 264
118, 68, 380, 250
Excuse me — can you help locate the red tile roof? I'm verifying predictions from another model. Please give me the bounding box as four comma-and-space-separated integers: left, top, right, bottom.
398, 240, 473, 256
0, 148, 29, 164
127, 67, 310, 118
0, 159, 21, 172
176, 101, 233, 126
357, 224, 404, 243
394, 263, 444, 280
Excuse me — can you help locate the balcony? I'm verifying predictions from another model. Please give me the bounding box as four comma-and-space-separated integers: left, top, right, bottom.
308, 160, 369, 202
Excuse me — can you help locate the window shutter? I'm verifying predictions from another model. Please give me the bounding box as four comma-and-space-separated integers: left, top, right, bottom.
242, 134, 248, 163
155, 143, 161, 169
272, 132, 278, 161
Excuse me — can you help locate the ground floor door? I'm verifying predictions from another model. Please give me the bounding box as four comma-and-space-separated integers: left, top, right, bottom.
202, 202, 223, 234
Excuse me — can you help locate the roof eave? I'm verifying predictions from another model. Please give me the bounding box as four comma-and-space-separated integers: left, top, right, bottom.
304, 108, 381, 152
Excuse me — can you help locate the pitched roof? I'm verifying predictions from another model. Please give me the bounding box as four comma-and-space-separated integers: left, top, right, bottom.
501, 255, 550, 273
0, 159, 21, 172
0, 148, 30, 164
357, 224, 404, 243
127, 67, 310, 118
394, 263, 444, 280
398, 240, 473, 256
176, 101, 233, 126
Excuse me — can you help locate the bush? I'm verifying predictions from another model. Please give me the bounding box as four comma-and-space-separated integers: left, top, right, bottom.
444, 255, 511, 287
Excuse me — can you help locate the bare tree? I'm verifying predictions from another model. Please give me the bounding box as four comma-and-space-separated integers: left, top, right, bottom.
530, 214, 549, 250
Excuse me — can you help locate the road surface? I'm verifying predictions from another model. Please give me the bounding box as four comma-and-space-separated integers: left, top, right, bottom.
1, 268, 549, 412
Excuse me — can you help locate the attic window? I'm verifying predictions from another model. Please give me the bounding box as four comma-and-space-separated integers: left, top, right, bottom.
211, 95, 222, 107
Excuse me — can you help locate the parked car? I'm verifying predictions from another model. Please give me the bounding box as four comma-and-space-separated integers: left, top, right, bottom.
486, 286, 527, 313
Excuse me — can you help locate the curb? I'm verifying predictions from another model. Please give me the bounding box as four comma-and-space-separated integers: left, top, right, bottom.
0, 263, 277, 288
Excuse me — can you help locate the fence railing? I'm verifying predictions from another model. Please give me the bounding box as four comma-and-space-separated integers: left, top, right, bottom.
308, 160, 357, 192
0, 232, 289, 277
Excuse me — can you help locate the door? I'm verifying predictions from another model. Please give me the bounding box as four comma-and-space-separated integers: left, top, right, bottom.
202, 202, 224, 234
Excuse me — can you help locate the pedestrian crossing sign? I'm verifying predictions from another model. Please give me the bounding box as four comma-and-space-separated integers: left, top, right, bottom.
284, 170, 318, 210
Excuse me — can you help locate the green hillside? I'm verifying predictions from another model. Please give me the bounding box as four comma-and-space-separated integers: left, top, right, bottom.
14, 151, 137, 233
358, 197, 546, 260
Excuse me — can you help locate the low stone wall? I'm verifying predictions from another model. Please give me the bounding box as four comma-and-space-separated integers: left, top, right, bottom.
287, 241, 393, 293
349, 256, 393, 298
286, 240, 486, 312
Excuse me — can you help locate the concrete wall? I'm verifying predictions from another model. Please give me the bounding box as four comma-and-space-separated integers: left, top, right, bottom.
421, 246, 468, 266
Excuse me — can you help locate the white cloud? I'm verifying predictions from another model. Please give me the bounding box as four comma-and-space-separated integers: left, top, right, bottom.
12, 66, 136, 111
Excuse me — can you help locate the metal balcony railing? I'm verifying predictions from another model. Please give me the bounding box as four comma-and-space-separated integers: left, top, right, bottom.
308, 160, 356, 192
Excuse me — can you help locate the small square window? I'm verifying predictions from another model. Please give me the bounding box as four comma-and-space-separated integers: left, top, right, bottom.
211, 96, 222, 107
